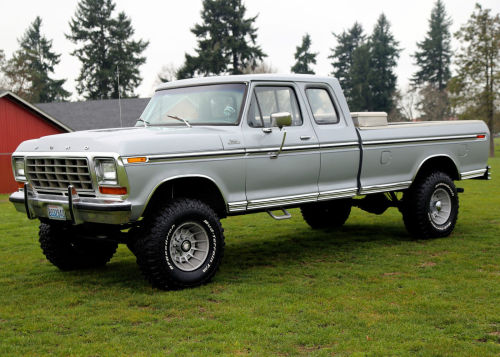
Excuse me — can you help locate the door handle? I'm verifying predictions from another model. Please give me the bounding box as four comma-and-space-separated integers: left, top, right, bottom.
300, 136, 311, 140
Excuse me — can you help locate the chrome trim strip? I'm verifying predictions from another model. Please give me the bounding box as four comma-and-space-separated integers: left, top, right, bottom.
137, 149, 246, 163
411, 154, 459, 181
227, 201, 247, 212
460, 168, 487, 180
363, 134, 478, 146
230, 188, 359, 212
139, 174, 230, 218
125, 141, 361, 164
247, 192, 318, 210
246, 144, 319, 154
318, 188, 357, 200
360, 181, 412, 195
320, 142, 359, 149
249, 192, 318, 204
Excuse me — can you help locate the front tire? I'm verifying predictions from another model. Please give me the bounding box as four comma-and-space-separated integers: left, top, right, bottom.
39, 223, 118, 270
135, 198, 225, 290
402, 171, 459, 238
301, 198, 352, 229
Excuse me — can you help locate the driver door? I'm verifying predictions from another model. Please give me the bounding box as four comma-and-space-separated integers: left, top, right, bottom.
242, 83, 320, 209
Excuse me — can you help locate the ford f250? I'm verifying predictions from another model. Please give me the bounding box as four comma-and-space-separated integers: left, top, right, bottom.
9, 74, 490, 289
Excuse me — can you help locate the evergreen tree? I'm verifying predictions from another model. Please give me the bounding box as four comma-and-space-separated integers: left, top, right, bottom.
242, 60, 277, 74
67, 0, 148, 99
177, 0, 265, 79
417, 84, 451, 120
329, 22, 365, 101
291, 34, 317, 74
349, 44, 372, 111
449, 4, 499, 157
368, 14, 400, 113
3, 17, 70, 102
412, 0, 452, 90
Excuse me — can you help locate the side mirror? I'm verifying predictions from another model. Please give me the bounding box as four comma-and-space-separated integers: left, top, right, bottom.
271, 112, 292, 130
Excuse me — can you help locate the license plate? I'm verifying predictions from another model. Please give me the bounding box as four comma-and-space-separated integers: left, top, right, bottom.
47, 205, 66, 220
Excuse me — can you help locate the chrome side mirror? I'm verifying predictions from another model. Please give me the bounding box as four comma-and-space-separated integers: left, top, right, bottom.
269, 112, 292, 159
271, 112, 292, 130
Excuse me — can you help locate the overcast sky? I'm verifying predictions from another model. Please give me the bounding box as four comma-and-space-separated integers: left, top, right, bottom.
1, 0, 499, 100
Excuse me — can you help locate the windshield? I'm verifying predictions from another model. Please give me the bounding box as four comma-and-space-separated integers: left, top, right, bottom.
138, 83, 247, 126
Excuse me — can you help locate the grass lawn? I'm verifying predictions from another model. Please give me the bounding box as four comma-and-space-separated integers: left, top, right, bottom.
0, 141, 499, 356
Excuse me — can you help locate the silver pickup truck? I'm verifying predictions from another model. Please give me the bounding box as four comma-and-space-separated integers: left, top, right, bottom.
9, 74, 490, 289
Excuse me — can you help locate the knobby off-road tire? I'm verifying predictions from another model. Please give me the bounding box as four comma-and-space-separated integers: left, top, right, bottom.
402, 171, 459, 238
301, 198, 352, 229
135, 198, 225, 290
39, 223, 118, 270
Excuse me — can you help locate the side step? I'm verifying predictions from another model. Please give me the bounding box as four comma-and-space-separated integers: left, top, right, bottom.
267, 208, 292, 220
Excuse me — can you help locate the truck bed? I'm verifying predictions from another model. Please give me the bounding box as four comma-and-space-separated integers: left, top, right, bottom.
356, 119, 489, 194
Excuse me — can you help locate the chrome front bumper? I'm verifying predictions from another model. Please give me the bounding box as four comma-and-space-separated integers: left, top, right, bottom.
9, 185, 132, 225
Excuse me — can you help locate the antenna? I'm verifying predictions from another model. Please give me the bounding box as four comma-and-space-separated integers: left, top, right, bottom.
117, 66, 123, 128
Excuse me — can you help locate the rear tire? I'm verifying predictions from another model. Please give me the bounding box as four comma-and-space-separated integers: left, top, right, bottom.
301, 198, 352, 229
402, 171, 459, 238
39, 223, 118, 270
135, 198, 225, 290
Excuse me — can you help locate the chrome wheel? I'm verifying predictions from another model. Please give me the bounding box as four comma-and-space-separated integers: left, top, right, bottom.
429, 188, 452, 225
168, 222, 209, 271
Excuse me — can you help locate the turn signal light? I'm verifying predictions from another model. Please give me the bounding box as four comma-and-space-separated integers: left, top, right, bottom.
99, 186, 128, 195
477, 134, 486, 139
16, 181, 25, 189
127, 157, 147, 163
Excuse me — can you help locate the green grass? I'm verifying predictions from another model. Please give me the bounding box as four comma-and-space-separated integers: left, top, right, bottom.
1, 142, 499, 356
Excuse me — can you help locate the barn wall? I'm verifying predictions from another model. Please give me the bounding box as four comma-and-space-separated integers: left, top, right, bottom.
0, 97, 64, 193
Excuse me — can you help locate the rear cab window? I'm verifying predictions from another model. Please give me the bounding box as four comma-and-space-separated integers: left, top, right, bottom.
305, 88, 339, 125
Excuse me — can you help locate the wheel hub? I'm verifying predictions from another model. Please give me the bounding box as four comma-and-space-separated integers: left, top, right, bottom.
181, 240, 191, 252
168, 222, 209, 272
429, 188, 451, 225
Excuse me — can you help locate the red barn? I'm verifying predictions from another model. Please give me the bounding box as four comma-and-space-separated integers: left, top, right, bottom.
0, 91, 71, 193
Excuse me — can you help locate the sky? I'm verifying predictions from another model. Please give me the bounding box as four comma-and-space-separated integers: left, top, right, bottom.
1, 0, 499, 100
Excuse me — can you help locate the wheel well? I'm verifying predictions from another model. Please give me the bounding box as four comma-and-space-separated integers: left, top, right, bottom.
143, 177, 227, 219
414, 156, 460, 182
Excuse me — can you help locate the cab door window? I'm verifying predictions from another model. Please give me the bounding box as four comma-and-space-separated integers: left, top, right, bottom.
247, 86, 302, 127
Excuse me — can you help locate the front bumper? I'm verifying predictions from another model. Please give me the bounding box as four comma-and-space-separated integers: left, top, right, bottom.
9, 185, 132, 225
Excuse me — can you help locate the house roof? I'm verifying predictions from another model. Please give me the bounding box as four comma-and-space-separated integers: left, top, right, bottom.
0, 91, 73, 132
36, 97, 150, 131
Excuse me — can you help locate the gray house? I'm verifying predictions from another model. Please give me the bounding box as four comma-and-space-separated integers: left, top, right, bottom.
36, 97, 150, 131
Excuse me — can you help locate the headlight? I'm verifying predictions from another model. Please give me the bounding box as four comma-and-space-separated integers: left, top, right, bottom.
13, 157, 26, 180
95, 158, 117, 184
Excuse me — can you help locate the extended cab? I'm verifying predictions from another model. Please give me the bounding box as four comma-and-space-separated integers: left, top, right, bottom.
9, 74, 490, 289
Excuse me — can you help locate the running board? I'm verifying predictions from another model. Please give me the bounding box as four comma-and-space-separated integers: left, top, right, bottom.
267, 208, 292, 220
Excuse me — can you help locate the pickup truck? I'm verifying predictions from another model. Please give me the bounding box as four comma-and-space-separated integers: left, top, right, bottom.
9, 74, 490, 290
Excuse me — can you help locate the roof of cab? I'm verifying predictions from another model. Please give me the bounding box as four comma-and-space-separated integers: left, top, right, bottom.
155, 74, 338, 91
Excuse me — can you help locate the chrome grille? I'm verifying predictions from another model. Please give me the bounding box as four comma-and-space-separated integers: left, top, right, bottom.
26, 157, 94, 192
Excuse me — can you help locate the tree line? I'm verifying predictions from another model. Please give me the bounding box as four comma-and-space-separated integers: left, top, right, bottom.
0, 0, 498, 154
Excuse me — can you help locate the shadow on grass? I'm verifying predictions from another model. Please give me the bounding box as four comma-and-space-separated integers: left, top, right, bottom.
222, 222, 412, 268
54, 221, 416, 290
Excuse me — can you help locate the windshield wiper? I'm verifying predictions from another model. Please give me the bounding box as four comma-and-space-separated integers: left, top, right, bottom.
136, 117, 150, 127
167, 114, 192, 128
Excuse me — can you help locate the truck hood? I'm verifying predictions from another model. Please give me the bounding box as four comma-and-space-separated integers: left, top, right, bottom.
14, 126, 238, 156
